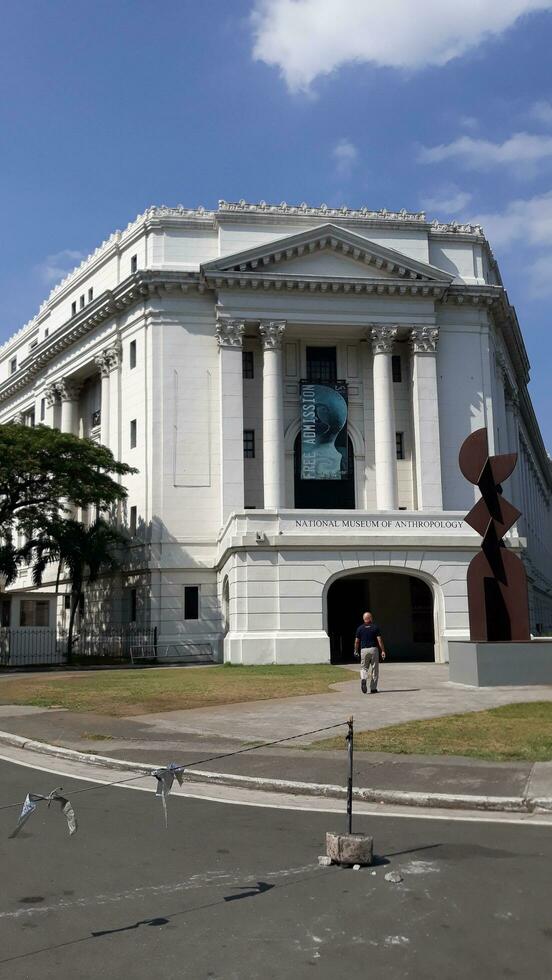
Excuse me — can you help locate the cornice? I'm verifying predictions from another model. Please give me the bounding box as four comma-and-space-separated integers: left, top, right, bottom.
206, 272, 449, 297
0, 270, 513, 407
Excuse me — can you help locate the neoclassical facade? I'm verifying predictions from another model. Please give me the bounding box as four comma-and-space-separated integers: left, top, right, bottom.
1, 201, 551, 663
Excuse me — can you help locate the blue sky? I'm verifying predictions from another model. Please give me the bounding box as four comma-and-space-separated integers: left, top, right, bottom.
1, 0, 552, 444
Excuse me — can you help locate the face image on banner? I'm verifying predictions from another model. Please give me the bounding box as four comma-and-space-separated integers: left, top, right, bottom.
300, 382, 348, 480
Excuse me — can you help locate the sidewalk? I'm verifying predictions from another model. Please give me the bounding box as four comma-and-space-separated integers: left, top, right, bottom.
0, 663, 551, 810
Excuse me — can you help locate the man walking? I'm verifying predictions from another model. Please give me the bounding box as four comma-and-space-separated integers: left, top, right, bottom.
354, 611, 386, 694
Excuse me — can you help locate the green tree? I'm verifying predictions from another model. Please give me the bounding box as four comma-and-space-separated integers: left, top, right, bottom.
23, 518, 127, 662
0, 423, 136, 581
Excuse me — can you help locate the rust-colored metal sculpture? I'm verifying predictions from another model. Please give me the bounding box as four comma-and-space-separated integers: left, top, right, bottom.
459, 427, 530, 642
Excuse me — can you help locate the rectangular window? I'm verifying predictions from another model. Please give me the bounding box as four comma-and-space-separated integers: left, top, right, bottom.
64, 594, 71, 611
30, 339, 38, 350
88, 287, 93, 302
306, 346, 337, 382
131, 254, 137, 273
130, 505, 137, 536
242, 350, 254, 379
243, 429, 255, 459
9, 357, 17, 375
80, 294, 85, 309
20, 600, 50, 627
44, 327, 49, 338
71, 301, 77, 317
130, 419, 137, 448
129, 340, 136, 369
396, 432, 405, 460
130, 588, 137, 623
184, 585, 199, 620
40, 398, 46, 422
25, 409, 35, 428
392, 355, 402, 383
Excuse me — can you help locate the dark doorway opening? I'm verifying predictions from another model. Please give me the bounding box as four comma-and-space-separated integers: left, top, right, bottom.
327, 572, 435, 663
294, 434, 355, 509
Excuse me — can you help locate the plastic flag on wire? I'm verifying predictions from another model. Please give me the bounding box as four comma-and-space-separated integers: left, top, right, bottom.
10, 788, 77, 839
152, 764, 185, 828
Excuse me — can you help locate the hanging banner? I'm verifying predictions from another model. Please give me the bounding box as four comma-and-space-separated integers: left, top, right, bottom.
300, 381, 348, 480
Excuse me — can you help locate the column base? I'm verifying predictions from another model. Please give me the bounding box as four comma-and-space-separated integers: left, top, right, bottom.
224, 631, 330, 665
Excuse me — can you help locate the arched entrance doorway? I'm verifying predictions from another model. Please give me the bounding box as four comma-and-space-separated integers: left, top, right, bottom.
326, 571, 435, 663
294, 434, 355, 509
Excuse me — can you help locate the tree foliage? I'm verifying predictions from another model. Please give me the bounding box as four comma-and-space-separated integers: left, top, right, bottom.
22, 517, 127, 660
0, 424, 136, 532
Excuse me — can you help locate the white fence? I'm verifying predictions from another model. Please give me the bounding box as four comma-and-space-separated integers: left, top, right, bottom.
0, 627, 62, 667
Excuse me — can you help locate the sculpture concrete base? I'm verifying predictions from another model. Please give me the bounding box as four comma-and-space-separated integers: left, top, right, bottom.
326, 832, 374, 866
449, 640, 552, 686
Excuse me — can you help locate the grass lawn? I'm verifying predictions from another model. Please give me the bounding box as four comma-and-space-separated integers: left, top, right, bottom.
0, 664, 351, 717
315, 702, 552, 762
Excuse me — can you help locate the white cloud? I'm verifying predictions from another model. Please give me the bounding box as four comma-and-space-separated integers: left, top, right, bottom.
250, 0, 552, 92
332, 138, 358, 177
527, 252, 552, 296
459, 115, 479, 131
35, 249, 84, 285
474, 191, 552, 248
529, 99, 552, 126
419, 132, 552, 173
473, 192, 552, 297
422, 189, 473, 214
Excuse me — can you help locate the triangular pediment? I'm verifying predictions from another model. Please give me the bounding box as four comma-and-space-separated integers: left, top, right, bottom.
202, 223, 454, 284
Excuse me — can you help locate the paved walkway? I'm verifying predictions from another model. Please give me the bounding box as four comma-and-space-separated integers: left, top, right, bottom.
124, 663, 552, 743
0, 663, 551, 803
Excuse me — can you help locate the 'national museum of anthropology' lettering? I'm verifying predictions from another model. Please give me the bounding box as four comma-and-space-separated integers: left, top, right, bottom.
1, 201, 551, 664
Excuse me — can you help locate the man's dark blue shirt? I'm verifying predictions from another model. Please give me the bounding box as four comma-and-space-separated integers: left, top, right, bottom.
355, 623, 381, 648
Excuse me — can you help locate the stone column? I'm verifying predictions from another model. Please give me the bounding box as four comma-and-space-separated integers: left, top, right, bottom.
410, 327, 443, 511
216, 317, 245, 522
259, 320, 286, 510
94, 353, 111, 447
43, 385, 58, 427
58, 380, 81, 435
495, 351, 510, 454
505, 389, 521, 511
94, 344, 120, 449
106, 343, 122, 458
371, 326, 398, 511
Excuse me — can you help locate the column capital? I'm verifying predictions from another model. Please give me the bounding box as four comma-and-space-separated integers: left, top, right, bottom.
410, 326, 439, 354
509, 387, 520, 411
259, 320, 286, 351
216, 317, 245, 349
94, 342, 121, 377
13, 412, 24, 424
43, 383, 58, 407
370, 325, 397, 355
57, 378, 82, 402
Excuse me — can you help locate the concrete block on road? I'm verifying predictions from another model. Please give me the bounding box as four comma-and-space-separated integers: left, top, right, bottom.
326, 831, 374, 866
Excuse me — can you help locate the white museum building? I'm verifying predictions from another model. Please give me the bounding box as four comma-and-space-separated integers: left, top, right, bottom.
1, 200, 551, 664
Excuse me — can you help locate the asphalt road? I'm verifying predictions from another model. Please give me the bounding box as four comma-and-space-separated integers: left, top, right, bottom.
0, 760, 550, 979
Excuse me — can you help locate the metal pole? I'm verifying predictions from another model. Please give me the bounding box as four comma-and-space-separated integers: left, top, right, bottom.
346, 715, 354, 835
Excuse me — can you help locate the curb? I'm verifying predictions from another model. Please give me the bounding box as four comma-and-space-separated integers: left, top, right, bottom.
0, 730, 549, 814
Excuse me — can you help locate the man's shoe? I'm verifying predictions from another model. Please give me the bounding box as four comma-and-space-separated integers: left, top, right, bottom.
361, 679, 367, 694
370, 689, 378, 694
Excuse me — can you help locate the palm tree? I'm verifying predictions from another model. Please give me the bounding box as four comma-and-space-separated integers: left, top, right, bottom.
25, 518, 126, 662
